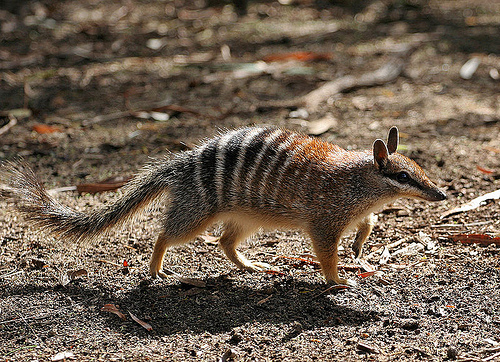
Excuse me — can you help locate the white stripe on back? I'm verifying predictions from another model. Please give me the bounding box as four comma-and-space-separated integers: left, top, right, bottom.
215, 129, 241, 206
244, 129, 283, 200
230, 128, 264, 204
257, 133, 297, 202
269, 137, 314, 201
194, 143, 209, 202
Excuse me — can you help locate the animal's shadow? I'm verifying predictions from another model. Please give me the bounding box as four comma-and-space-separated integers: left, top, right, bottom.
92, 274, 378, 337
2, 272, 380, 339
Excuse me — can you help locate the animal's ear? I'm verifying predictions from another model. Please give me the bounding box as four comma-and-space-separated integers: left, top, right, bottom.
387, 126, 399, 154
373, 139, 389, 169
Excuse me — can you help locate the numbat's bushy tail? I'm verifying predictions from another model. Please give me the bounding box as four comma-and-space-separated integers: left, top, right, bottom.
0, 159, 171, 243
0, 127, 447, 286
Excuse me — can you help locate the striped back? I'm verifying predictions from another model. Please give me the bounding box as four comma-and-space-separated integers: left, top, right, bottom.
181, 127, 342, 213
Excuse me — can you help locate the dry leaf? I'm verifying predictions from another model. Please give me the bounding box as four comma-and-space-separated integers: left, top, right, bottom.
338, 264, 362, 271
101, 304, 126, 320
76, 175, 132, 194
356, 259, 376, 272
68, 268, 88, 279
262, 269, 286, 276
451, 234, 500, 246
358, 271, 376, 278
307, 115, 338, 135
61, 268, 88, 286
51, 351, 75, 361
162, 268, 207, 288
32, 124, 62, 134
128, 311, 153, 331
441, 189, 500, 218
176, 276, 207, 287
263, 51, 333, 62
477, 166, 495, 175
379, 247, 391, 264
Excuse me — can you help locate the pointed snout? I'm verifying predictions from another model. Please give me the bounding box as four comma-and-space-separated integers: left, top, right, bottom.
425, 188, 447, 202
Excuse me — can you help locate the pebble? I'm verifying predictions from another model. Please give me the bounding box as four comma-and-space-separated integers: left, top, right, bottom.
289, 108, 309, 119
490, 68, 499, 80
459, 57, 480, 80
446, 347, 458, 360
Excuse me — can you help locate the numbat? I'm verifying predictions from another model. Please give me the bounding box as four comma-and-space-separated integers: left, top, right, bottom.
1, 126, 446, 286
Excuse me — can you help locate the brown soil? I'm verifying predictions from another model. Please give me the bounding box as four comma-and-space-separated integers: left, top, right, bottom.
1, 0, 499, 361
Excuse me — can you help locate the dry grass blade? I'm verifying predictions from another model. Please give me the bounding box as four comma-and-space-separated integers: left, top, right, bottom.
483, 351, 500, 361
277, 255, 320, 267
256, 57, 405, 111
128, 311, 153, 331
315, 284, 350, 298
256, 295, 273, 305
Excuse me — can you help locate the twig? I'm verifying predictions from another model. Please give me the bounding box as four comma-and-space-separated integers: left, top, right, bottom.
0, 270, 23, 279
315, 284, 350, 298
81, 99, 173, 126
303, 58, 404, 110
0, 311, 55, 325
431, 221, 493, 228
0, 115, 18, 136
483, 351, 500, 361
96, 259, 123, 267
257, 58, 404, 111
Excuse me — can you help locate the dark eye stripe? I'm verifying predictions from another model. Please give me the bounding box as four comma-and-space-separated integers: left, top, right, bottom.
384, 172, 425, 190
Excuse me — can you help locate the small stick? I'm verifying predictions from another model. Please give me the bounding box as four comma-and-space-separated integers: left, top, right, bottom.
0, 115, 18, 136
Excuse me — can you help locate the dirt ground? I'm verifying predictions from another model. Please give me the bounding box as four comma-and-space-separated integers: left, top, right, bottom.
1, 0, 500, 360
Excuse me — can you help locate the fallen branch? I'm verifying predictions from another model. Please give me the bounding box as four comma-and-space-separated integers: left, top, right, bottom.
441, 189, 500, 218
303, 58, 404, 110
257, 58, 404, 112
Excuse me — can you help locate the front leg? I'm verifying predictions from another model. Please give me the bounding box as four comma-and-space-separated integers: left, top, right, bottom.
308, 226, 357, 286
352, 213, 377, 259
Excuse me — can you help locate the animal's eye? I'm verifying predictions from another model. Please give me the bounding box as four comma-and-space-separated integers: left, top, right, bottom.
396, 171, 410, 183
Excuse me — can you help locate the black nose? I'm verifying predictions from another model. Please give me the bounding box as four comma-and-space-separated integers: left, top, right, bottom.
435, 189, 447, 201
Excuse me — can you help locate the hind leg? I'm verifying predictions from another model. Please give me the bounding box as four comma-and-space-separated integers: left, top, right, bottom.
219, 221, 270, 272
150, 213, 213, 279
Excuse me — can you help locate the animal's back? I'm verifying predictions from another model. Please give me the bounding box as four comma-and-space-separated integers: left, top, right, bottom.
173, 127, 344, 217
